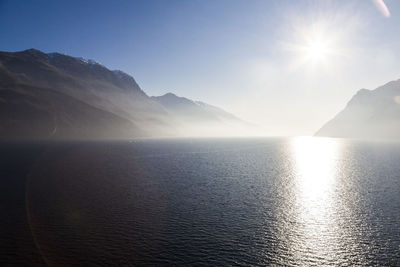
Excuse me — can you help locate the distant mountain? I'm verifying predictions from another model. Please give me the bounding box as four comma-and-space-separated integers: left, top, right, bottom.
0, 49, 252, 140
151, 93, 253, 136
151, 93, 243, 123
315, 79, 400, 140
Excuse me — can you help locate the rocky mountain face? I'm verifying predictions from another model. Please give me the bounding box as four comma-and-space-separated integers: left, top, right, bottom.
0, 49, 248, 140
315, 79, 400, 140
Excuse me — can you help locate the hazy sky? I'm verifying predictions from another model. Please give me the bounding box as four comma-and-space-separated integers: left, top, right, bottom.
1, 0, 400, 136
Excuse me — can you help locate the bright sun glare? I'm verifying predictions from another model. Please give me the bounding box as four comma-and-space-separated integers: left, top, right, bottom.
285, 20, 345, 69
306, 40, 328, 61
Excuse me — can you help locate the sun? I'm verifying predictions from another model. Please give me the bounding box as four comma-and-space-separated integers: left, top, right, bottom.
305, 40, 328, 61
283, 20, 346, 69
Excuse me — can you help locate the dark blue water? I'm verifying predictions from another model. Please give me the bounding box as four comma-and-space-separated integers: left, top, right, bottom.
1, 138, 399, 266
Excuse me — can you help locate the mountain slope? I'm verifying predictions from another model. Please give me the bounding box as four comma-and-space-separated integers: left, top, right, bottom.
0, 87, 142, 140
0, 49, 253, 139
0, 49, 177, 137
0, 49, 152, 139
315, 79, 400, 140
151, 93, 256, 136
152, 93, 245, 123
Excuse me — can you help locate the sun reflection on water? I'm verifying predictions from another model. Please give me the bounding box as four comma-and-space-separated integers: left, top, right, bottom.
290, 136, 342, 263
292, 136, 339, 202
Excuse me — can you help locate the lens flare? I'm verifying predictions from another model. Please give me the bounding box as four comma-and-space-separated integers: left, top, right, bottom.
373, 0, 391, 18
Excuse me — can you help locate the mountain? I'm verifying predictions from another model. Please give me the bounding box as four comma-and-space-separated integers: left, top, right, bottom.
151, 93, 243, 123
0, 49, 251, 140
315, 79, 400, 140
0, 49, 168, 140
151, 93, 253, 136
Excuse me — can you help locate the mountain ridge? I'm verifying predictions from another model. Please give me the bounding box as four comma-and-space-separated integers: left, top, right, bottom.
315, 78, 400, 140
0, 49, 251, 140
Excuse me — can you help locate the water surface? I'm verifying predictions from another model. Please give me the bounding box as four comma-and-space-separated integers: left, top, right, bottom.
1, 137, 399, 265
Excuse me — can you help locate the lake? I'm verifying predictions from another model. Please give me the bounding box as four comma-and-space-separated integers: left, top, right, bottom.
1, 137, 399, 266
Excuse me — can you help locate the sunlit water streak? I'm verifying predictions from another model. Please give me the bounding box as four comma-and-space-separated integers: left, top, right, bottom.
290, 137, 343, 264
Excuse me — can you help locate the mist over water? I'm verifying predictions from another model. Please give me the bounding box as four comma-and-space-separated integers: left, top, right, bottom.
1, 138, 400, 265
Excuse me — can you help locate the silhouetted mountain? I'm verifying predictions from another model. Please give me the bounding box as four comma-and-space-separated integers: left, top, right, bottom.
0, 49, 252, 140
0, 86, 142, 140
315, 79, 400, 140
0, 49, 164, 139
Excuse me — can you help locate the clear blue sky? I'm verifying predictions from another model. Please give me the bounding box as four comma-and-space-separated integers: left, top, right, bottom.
1, 0, 400, 135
